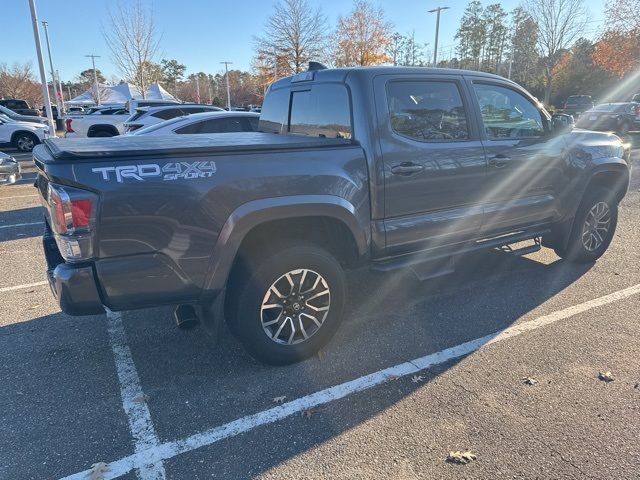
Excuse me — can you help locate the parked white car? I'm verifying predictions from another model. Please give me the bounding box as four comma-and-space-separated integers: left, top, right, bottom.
64, 106, 130, 138
130, 111, 259, 136
0, 114, 51, 152
124, 104, 224, 133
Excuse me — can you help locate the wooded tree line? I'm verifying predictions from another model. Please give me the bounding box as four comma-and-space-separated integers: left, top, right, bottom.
3, 0, 639, 109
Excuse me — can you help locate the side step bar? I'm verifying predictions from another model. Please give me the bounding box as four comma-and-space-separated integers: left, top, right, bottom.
371, 229, 550, 280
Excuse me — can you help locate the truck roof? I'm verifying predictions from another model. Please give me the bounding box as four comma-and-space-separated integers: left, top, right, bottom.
36, 133, 353, 162
270, 66, 514, 90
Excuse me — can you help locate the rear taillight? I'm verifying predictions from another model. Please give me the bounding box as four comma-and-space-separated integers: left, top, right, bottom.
65, 118, 74, 132
47, 184, 97, 261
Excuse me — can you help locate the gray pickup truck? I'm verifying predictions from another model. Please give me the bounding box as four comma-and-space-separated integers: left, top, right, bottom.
34, 65, 631, 364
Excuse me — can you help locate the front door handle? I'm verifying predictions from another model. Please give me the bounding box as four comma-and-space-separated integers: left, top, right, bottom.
489, 154, 510, 168
391, 162, 424, 175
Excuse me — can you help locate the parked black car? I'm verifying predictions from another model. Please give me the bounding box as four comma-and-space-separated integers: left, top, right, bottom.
0, 152, 20, 185
563, 95, 595, 117
35, 65, 631, 364
576, 102, 640, 136
0, 99, 41, 117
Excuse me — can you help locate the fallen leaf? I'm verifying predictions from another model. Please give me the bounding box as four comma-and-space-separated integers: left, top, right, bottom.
386, 374, 399, 382
272, 396, 286, 404
634, 383, 638, 389
447, 450, 477, 464
133, 394, 149, 404
412, 375, 425, 383
88, 462, 110, 480
522, 376, 538, 385
317, 349, 325, 361
300, 407, 322, 418
599, 371, 614, 382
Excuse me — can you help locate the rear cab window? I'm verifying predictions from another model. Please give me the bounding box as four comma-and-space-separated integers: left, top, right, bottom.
259, 83, 352, 139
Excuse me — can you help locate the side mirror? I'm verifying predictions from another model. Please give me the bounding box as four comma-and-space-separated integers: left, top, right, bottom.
551, 115, 573, 134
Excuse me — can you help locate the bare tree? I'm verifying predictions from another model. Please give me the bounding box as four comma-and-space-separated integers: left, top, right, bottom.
0, 63, 42, 107
254, 0, 328, 81
103, 0, 161, 99
332, 0, 393, 67
525, 0, 588, 104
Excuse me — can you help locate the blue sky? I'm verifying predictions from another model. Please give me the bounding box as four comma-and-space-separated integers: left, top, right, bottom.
4, 0, 606, 83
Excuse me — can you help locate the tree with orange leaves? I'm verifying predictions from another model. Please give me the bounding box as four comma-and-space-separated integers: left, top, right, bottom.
593, 0, 640, 78
332, 0, 393, 67
593, 30, 640, 78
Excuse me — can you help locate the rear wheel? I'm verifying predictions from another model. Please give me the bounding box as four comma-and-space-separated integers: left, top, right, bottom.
228, 244, 346, 365
554, 187, 618, 263
14, 133, 38, 152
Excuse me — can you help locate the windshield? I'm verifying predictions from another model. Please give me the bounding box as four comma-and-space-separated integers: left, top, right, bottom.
567, 96, 592, 104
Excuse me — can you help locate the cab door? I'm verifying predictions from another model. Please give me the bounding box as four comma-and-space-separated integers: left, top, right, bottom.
375, 75, 487, 255
468, 79, 564, 234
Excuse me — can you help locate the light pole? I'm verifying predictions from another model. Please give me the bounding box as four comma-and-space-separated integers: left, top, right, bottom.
221, 61, 232, 110
41, 21, 62, 118
28, 0, 55, 133
85, 54, 101, 105
428, 6, 450, 67
56, 69, 64, 109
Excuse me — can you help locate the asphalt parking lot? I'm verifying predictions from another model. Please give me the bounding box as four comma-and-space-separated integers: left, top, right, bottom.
1, 147, 639, 480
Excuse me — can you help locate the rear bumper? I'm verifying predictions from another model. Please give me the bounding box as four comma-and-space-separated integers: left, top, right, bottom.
43, 226, 105, 315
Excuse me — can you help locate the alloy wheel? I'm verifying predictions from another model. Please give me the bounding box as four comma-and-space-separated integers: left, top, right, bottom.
260, 268, 330, 345
16, 136, 34, 152
581, 201, 611, 252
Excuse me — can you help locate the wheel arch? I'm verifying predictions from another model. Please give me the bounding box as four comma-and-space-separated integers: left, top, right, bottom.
546, 164, 629, 251
202, 195, 370, 294
10, 130, 39, 144
87, 124, 119, 137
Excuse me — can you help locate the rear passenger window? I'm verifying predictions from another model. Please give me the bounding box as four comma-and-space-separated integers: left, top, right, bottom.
259, 88, 289, 134
289, 85, 352, 139
152, 108, 183, 120
387, 81, 469, 141
473, 84, 545, 139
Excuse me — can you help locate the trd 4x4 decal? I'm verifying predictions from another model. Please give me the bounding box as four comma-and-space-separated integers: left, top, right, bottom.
92, 161, 216, 183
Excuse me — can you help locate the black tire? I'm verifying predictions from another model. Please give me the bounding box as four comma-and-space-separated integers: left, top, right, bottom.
554, 187, 618, 263
228, 244, 346, 365
14, 132, 39, 152
91, 130, 115, 137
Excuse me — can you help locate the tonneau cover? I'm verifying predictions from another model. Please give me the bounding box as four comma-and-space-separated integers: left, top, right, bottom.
40, 132, 354, 162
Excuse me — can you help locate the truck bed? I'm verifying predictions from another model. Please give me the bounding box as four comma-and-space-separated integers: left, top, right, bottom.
36, 132, 354, 163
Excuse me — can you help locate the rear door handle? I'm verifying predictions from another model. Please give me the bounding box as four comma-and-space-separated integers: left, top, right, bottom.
489, 154, 510, 168
391, 162, 424, 175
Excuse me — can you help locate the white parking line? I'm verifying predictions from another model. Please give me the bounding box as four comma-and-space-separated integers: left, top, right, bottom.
59, 282, 640, 480
0, 281, 48, 293
0, 194, 39, 199
106, 311, 166, 480
0, 222, 42, 229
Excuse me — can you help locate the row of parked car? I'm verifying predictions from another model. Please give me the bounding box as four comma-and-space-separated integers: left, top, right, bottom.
561, 94, 640, 136
63, 101, 260, 138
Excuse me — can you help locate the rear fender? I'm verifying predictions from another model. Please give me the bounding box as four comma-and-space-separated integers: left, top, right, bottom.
202, 195, 368, 293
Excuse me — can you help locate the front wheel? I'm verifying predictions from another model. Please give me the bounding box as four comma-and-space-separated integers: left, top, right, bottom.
229, 244, 346, 365
14, 133, 38, 152
554, 187, 618, 263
